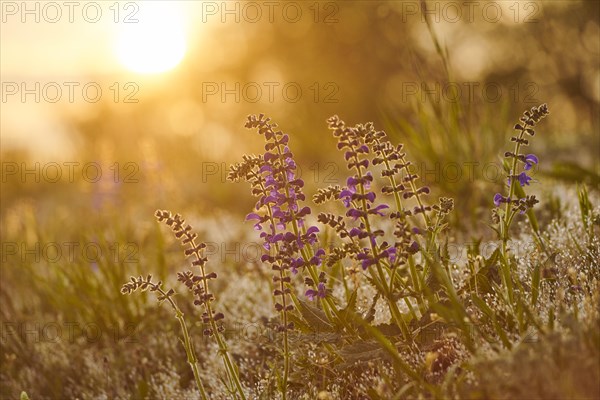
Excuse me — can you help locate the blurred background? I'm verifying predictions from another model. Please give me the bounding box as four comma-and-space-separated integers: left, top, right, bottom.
2, 0, 599, 219
1, 1, 599, 398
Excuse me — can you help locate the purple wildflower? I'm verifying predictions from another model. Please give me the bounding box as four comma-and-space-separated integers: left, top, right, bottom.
369, 204, 389, 216
517, 172, 533, 186
507, 172, 534, 187
305, 282, 327, 300
230, 115, 329, 330
524, 154, 538, 171
494, 193, 511, 207
408, 241, 420, 254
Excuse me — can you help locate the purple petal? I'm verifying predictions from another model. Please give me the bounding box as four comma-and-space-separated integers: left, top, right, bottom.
370, 204, 389, 216
409, 241, 420, 254
340, 189, 354, 198
283, 232, 296, 242
317, 282, 327, 298
365, 192, 376, 203
517, 172, 532, 186
290, 179, 304, 187
346, 177, 358, 191
524, 154, 538, 171
349, 227, 362, 237
493, 193, 503, 207
297, 206, 312, 217
346, 208, 364, 220
306, 226, 319, 235
264, 152, 277, 162
246, 213, 261, 221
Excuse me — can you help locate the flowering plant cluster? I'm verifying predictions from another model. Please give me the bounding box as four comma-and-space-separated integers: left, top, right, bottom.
122, 105, 564, 399
493, 104, 549, 214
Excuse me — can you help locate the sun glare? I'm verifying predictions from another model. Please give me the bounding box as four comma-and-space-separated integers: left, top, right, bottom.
115, 2, 187, 74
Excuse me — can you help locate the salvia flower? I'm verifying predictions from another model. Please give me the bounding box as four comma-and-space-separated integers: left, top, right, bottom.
494, 193, 511, 207
508, 171, 534, 187
497, 104, 549, 212
321, 115, 444, 288
305, 282, 327, 301
229, 114, 327, 332
153, 210, 225, 335
523, 154, 538, 171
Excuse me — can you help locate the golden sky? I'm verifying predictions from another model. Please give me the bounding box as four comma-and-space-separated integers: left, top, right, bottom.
1, 1, 199, 156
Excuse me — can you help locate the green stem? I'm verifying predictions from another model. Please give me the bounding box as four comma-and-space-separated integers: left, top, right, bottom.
501, 126, 527, 246
351, 162, 411, 340
190, 245, 246, 399
398, 154, 431, 229
160, 290, 208, 400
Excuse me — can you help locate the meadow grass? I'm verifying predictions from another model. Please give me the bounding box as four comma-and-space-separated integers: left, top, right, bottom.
2, 1, 599, 398
1, 100, 599, 399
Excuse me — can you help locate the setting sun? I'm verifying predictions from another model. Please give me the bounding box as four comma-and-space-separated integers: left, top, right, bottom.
115, 2, 187, 74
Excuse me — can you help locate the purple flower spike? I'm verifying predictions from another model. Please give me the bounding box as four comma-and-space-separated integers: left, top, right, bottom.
524, 154, 538, 171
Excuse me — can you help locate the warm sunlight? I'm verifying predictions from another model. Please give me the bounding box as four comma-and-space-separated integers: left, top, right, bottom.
115, 2, 187, 74
4, 1, 599, 398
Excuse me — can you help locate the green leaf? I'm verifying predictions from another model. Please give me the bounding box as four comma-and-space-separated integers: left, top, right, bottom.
545, 161, 600, 187
344, 290, 357, 313
471, 294, 493, 319
286, 312, 312, 333
363, 291, 380, 323
339, 340, 384, 366
458, 263, 496, 297
493, 317, 512, 349
484, 248, 501, 269
578, 184, 592, 233
296, 300, 335, 333
337, 290, 358, 328
20, 392, 30, 400
367, 389, 384, 399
